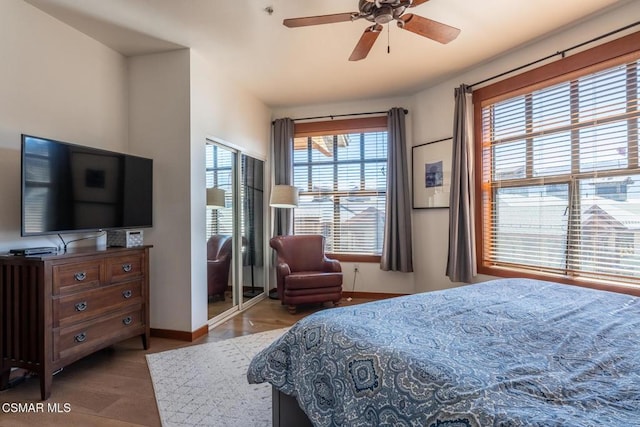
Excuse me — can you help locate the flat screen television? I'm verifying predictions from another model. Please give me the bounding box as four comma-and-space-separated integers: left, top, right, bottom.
21, 134, 153, 236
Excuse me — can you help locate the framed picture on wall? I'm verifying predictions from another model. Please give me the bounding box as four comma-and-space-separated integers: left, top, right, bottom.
412, 137, 452, 209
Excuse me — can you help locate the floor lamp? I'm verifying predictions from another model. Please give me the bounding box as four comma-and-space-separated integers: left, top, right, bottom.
206, 187, 226, 209
242, 236, 260, 298
242, 183, 263, 299
270, 184, 299, 209
268, 184, 299, 299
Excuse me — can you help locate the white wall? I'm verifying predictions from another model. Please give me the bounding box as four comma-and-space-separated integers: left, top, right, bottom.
190, 51, 271, 158
273, 96, 416, 295
128, 49, 193, 332
0, 0, 128, 252
409, 0, 640, 293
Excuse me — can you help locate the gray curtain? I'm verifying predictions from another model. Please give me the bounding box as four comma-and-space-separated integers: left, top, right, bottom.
446, 85, 477, 282
381, 107, 413, 272
272, 118, 294, 236
241, 155, 264, 267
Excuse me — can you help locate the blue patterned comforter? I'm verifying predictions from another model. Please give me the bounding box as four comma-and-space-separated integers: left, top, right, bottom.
247, 279, 640, 426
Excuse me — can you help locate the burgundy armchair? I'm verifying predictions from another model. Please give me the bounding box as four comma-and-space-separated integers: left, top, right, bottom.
207, 235, 232, 301
269, 235, 342, 314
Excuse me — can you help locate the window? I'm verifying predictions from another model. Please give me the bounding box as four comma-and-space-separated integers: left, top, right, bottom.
474, 31, 640, 291
292, 117, 387, 259
22, 139, 53, 233
206, 144, 234, 238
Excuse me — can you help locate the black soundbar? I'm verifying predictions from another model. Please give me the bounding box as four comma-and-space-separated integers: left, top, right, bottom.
10, 247, 58, 256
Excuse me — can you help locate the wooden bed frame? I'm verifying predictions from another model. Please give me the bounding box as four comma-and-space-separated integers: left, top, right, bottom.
272, 387, 312, 427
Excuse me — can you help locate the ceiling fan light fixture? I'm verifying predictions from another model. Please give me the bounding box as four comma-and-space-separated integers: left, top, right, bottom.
374, 7, 395, 24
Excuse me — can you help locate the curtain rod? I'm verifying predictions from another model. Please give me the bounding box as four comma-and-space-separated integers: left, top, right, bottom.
272, 109, 408, 124
468, 20, 640, 89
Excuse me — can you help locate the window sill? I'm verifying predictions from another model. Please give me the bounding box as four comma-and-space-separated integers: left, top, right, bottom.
327, 254, 380, 263
478, 265, 640, 297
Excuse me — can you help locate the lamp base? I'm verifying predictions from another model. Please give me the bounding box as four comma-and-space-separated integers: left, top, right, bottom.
268, 289, 279, 300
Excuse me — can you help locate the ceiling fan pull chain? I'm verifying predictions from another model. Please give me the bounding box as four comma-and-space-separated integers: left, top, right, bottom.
387, 24, 391, 54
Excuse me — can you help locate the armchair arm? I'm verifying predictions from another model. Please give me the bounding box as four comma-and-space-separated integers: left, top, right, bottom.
207, 257, 228, 269
274, 262, 292, 299
322, 257, 342, 273
208, 254, 231, 280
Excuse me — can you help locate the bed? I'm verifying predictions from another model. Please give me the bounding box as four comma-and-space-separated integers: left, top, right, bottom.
247, 278, 640, 426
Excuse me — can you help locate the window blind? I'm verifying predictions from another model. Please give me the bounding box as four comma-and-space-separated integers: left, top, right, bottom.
480, 59, 640, 284
22, 143, 51, 233
293, 131, 387, 256
206, 144, 234, 239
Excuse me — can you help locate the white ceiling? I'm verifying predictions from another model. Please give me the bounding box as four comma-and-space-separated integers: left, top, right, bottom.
25, 0, 632, 108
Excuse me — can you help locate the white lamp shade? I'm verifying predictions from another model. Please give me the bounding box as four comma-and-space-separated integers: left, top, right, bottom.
270, 185, 299, 208
207, 187, 226, 208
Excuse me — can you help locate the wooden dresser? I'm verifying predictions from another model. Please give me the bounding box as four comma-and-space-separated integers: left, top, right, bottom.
0, 246, 151, 400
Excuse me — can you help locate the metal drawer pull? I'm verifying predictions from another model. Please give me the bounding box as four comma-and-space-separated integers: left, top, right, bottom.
122, 263, 132, 273
74, 332, 87, 343
74, 272, 87, 281
122, 290, 133, 299
74, 301, 88, 312
122, 316, 133, 326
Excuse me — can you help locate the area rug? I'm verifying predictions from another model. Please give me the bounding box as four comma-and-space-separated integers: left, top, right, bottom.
146, 328, 288, 427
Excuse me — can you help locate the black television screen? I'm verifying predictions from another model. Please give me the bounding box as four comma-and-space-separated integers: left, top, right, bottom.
21, 134, 153, 236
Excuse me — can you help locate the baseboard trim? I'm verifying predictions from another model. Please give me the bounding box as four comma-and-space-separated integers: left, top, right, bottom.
342, 291, 408, 300
150, 324, 209, 342
150, 293, 400, 341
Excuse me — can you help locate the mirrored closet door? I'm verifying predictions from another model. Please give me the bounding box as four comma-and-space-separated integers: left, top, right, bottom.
206, 142, 266, 324
206, 143, 238, 321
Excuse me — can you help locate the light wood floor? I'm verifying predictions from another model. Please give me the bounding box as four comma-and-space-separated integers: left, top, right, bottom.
207, 288, 266, 320
0, 296, 373, 426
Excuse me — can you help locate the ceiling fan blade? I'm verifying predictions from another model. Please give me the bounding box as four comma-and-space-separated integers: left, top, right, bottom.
410, 0, 431, 6
283, 12, 356, 28
349, 25, 383, 61
399, 13, 460, 44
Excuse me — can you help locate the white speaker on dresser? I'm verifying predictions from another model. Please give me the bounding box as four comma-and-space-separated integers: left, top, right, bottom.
107, 229, 144, 248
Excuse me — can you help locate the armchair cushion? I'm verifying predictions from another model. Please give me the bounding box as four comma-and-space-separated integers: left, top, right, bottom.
284, 272, 343, 290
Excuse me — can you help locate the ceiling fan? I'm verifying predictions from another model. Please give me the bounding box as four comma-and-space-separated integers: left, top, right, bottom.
283, 0, 460, 61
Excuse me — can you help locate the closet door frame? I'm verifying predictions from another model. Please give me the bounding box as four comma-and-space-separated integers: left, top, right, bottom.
206, 138, 267, 328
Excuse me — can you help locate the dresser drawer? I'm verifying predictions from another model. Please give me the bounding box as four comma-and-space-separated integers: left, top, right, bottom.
107, 254, 143, 283
54, 306, 144, 362
53, 260, 102, 294
53, 281, 142, 328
